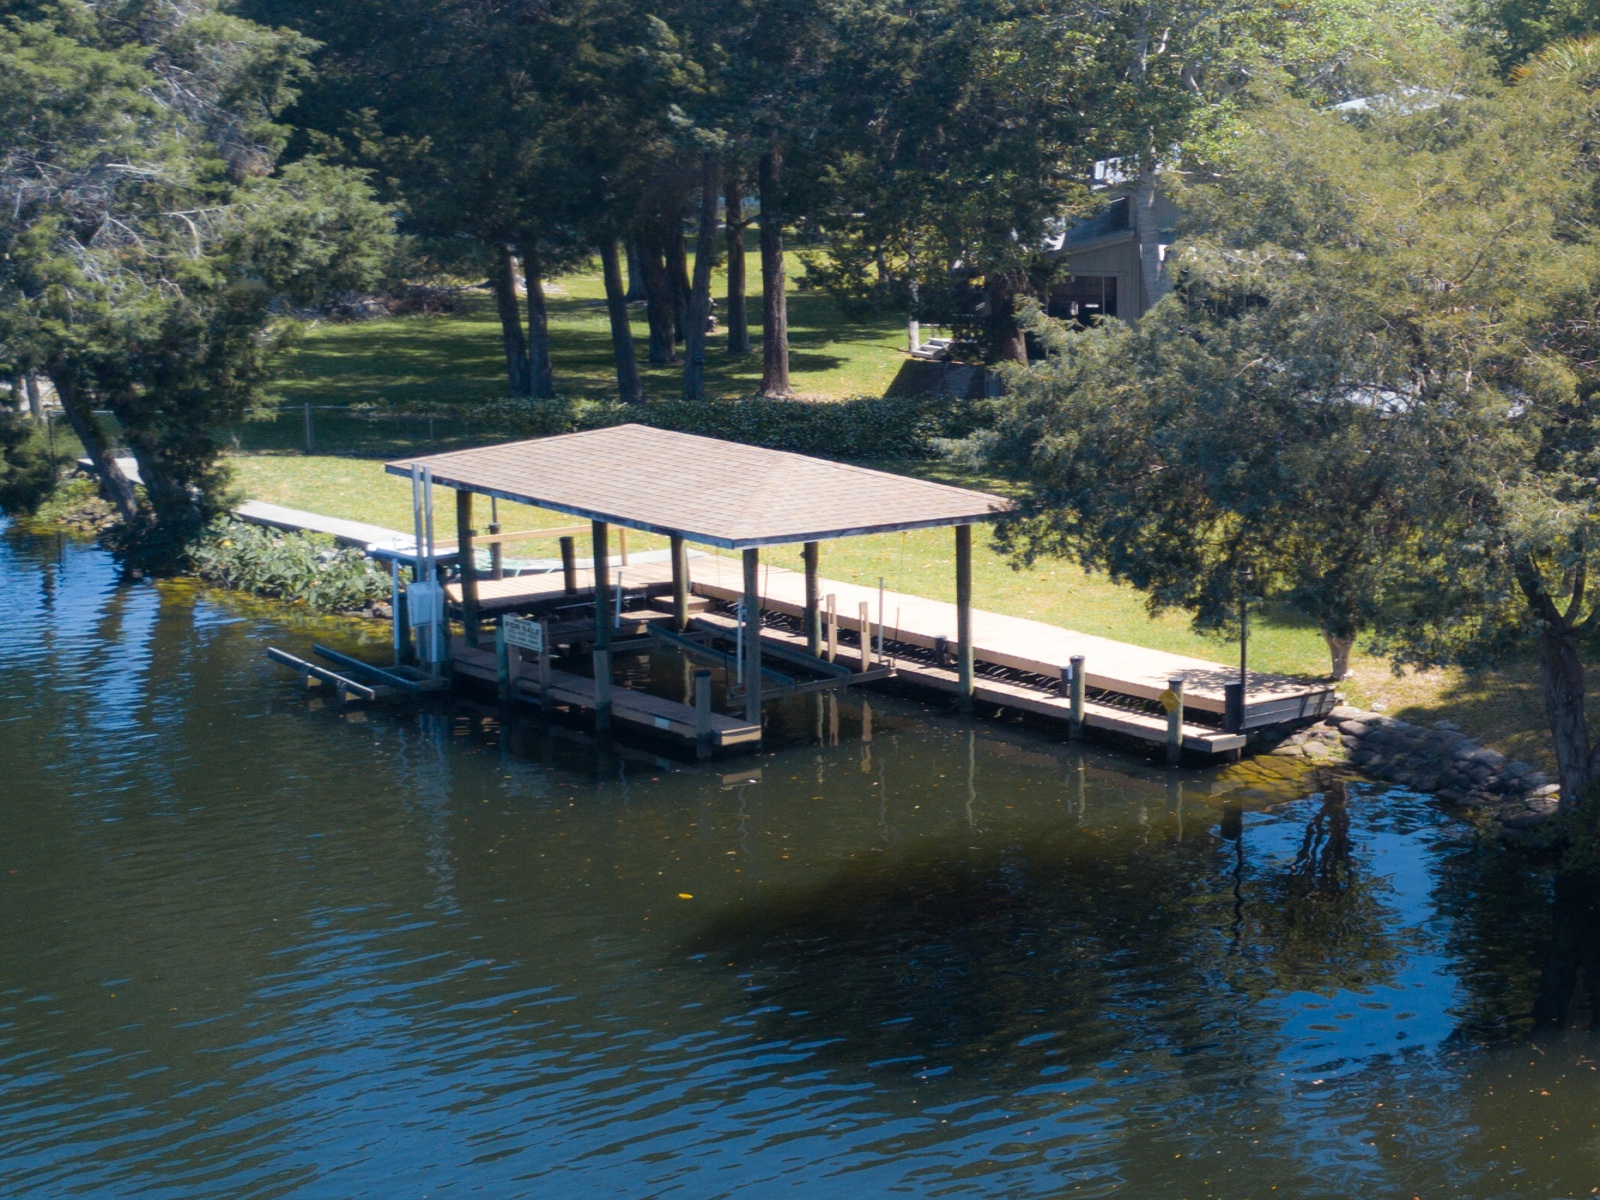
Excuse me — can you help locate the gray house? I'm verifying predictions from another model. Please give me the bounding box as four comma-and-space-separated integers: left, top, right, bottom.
1043, 185, 1180, 325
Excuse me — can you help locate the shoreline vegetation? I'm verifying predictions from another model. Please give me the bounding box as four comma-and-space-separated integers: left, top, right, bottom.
9, 253, 1559, 777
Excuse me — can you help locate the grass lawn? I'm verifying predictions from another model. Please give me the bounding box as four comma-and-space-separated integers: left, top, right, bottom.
224, 452, 1556, 770
269, 251, 913, 408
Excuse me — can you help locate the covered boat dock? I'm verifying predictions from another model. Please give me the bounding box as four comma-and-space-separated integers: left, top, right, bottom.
380, 425, 1335, 758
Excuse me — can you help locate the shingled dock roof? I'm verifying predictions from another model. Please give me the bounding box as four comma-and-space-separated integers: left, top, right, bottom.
385, 424, 1008, 549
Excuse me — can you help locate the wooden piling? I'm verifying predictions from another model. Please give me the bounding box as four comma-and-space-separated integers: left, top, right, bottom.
488, 520, 503, 580
619, 527, 630, 567
694, 668, 713, 760
592, 520, 612, 734
495, 618, 510, 702
825, 593, 837, 663
742, 548, 762, 727
560, 536, 577, 594
1069, 654, 1086, 739
455, 490, 480, 647
955, 523, 974, 714
1165, 675, 1185, 766
537, 619, 552, 713
859, 601, 873, 672
1224, 680, 1245, 734
803, 541, 821, 656
670, 535, 689, 632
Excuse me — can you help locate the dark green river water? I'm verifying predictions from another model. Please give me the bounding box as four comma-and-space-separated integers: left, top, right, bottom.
3, 520, 1598, 1199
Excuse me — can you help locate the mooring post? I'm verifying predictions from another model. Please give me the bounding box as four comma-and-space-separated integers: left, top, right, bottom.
537, 619, 552, 713
1224, 680, 1245, 735
1165, 675, 1185, 766
390, 558, 406, 666
619, 527, 630, 567
670, 535, 690, 632
592, 520, 612, 735
488, 500, 503, 581
825, 593, 838, 663
494, 618, 510, 703
456, 489, 480, 647
858, 601, 873, 673
1069, 654, 1086, 739
694, 668, 713, 760
955, 523, 974, 714
560, 536, 577, 595
803, 541, 821, 656
742, 548, 762, 727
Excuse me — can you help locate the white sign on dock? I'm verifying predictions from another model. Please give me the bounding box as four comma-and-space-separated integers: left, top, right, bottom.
503, 616, 545, 653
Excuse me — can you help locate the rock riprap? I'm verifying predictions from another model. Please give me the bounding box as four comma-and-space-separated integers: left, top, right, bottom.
1254, 706, 1560, 839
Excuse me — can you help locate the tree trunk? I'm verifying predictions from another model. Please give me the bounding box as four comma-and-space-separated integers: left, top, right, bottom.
598, 240, 644, 404
667, 224, 692, 349
525, 251, 554, 399
1539, 620, 1593, 807
1132, 157, 1168, 318
625, 238, 647, 302
758, 149, 793, 397
492, 241, 530, 396
639, 234, 678, 365
24, 373, 43, 420
725, 172, 751, 355
987, 275, 1028, 364
683, 154, 720, 402
50, 366, 138, 521
1323, 631, 1355, 680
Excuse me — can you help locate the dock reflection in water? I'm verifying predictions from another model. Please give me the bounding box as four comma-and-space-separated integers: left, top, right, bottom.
0, 519, 1595, 1200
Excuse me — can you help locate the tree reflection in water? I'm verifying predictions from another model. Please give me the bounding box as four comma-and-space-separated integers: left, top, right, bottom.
688, 777, 1408, 1090
1532, 869, 1600, 1030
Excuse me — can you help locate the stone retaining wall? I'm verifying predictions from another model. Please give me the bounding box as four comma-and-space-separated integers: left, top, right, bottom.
1256, 705, 1561, 839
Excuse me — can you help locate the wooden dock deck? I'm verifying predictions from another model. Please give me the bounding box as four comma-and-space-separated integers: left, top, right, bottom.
452, 643, 762, 748
442, 553, 1334, 742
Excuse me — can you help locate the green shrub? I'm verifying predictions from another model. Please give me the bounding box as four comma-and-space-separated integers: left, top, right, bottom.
473, 394, 994, 460
192, 519, 391, 611
0, 414, 65, 515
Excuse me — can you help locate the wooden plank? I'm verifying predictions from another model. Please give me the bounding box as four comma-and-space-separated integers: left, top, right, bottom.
515, 668, 761, 746
471, 525, 589, 547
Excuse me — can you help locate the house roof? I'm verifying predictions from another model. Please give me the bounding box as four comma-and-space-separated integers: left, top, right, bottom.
385, 424, 1008, 549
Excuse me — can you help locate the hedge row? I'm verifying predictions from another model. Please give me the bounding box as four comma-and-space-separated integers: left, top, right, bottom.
471, 394, 994, 460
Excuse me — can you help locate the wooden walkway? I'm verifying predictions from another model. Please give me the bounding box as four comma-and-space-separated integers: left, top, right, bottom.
442, 554, 1334, 736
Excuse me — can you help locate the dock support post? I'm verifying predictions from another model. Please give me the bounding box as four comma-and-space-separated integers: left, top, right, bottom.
803, 541, 821, 656
1224, 680, 1245, 734
694, 668, 713, 760
456, 490, 480, 647
592, 521, 612, 735
495, 618, 511, 702
1165, 675, 1185, 766
670, 535, 690, 632
390, 558, 407, 666
742, 548, 762, 727
619, 527, 630, 566
560, 536, 577, 595
1069, 655, 1086, 739
858, 601, 873, 673
825, 594, 837, 663
538, 620, 552, 713
955, 523, 974, 714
